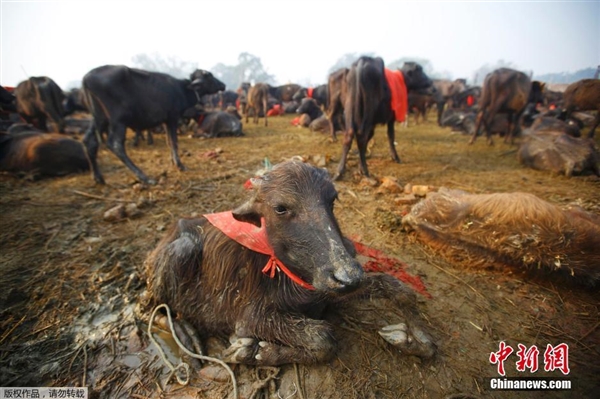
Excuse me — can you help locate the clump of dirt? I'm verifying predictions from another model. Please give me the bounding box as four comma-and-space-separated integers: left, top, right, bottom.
1, 113, 598, 398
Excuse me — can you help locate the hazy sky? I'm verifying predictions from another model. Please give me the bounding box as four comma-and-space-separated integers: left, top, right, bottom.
1, 0, 599, 89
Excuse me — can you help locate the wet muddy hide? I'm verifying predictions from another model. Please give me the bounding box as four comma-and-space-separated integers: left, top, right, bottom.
402, 188, 600, 286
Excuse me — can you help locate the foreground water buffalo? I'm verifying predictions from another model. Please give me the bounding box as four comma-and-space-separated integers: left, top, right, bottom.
14, 77, 66, 132
244, 83, 270, 126
335, 57, 432, 180
518, 131, 599, 177
403, 188, 600, 286
470, 68, 533, 145
82, 65, 225, 184
144, 161, 436, 366
0, 128, 89, 177
560, 79, 600, 138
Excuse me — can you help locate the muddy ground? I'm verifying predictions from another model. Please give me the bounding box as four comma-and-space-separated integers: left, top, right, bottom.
1, 112, 599, 399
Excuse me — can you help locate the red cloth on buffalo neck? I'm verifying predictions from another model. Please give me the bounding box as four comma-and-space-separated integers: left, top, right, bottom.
307, 87, 314, 99
204, 211, 316, 290
384, 69, 408, 123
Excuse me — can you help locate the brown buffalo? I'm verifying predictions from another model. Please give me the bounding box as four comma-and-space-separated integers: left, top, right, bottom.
403, 188, 600, 286
144, 161, 436, 366
326, 68, 349, 141
561, 79, 600, 138
0, 128, 89, 177
245, 83, 270, 126
470, 68, 532, 145
14, 77, 66, 132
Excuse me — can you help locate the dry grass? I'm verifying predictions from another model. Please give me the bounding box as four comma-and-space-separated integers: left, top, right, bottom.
1, 112, 598, 398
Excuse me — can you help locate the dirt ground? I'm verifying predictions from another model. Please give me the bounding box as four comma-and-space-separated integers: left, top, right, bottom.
1, 112, 599, 399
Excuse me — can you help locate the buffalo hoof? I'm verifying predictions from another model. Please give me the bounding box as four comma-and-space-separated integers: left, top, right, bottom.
378, 322, 436, 359
222, 336, 257, 363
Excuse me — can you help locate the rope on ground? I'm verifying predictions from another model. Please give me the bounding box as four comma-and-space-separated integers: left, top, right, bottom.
249, 366, 280, 399
148, 303, 238, 399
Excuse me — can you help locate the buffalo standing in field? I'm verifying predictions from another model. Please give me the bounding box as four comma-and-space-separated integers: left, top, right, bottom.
333, 57, 432, 180
81, 65, 225, 184
0, 127, 89, 178
144, 161, 436, 366
14, 77, 66, 133
560, 79, 600, 138
326, 68, 349, 141
470, 68, 536, 145
431, 79, 467, 125
245, 83, 270, 126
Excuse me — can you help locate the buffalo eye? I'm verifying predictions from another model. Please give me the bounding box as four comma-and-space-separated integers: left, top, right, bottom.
274, 205, 288, 216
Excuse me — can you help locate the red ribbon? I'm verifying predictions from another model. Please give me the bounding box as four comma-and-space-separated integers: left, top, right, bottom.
204, 211, 316, 290
307, 87, 314, 99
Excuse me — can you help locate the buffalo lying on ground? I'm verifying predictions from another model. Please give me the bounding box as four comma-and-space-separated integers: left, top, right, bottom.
0, 127, 89, 177
470, 68, 533, 145
192, 110, 243, 138
560, 79, 600, 138
296, 98, 324, 122
14, 77, 66, 132
82, 65, 225, 184
403, 188, 600, 286
144, 161, 436, 366
292, 85, 328, 108
517, 130, 599, 177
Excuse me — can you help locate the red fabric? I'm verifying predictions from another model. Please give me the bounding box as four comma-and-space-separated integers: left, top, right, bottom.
204, 211, 316, 290
267, 104, 283, 116
291, 116, 301, 126
353, 240, 432, 298
235, 99, 240, 109
196, 114, 206, 125
467, 95, 474, 107
307, 87, 314, 98
384, 69, 408, 123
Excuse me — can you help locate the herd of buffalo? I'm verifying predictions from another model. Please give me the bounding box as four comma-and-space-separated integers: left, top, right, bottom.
1, 57, 599, 182
1, 57, 600, 390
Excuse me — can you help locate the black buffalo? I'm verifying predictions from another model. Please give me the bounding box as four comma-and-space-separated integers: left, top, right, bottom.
334, 57, 432, 180
268, 83, 302, 104
296, 98, 324, 122
14, 77, 66, 132
326, 68, 349, 141
81, 65, 225, 184
292, 85, 328, 108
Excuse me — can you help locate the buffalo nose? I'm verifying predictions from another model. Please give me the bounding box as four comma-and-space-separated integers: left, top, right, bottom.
331, 263, 363, 291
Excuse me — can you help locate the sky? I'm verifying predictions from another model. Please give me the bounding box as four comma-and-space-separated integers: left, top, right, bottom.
1, 0, 599, 90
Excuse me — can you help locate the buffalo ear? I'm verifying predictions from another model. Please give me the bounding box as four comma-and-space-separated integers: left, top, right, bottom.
232, 177, 263, 226
231, 200, 261, 226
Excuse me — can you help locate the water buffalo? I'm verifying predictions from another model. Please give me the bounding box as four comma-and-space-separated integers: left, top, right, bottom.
326, 68, 349, 141
296, 98, 324, 122
14, 77, 66, 132
193, 110, 243, 138
244, 83, 270, 126
292, 85, 328, 108
470, 68, 532, 145
334, 57, 432, 180
0, 128, 89, 177
431, 79, 467, 125
268, 83, 302, 103
560, 79, 600, 138
82, 65, 225, 184
144, 161, 436, 366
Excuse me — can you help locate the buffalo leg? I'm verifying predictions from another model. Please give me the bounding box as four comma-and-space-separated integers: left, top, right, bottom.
133, 129, 143, 147
386, 120, 401, 163
263, 98, 268, 127
165, 122, 186, 171
334, 126, 355, 181
333, 273, 436, 359
82, 122, 105, 184
106, 123, 154, 184
356, 131, 371, 177
222, 311, 336, 366
588, 113, 600, 138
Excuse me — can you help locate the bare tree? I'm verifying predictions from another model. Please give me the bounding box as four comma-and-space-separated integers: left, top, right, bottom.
131, 53, 198, 79
211, 52, 276, 90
